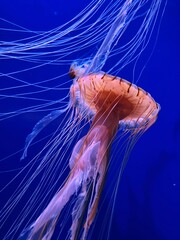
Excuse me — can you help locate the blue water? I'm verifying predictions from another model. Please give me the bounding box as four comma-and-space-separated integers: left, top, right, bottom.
0, 1, 179, 240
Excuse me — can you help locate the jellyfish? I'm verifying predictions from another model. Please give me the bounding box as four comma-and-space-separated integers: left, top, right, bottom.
0, 0, 166, 239
19, 70, 159, 239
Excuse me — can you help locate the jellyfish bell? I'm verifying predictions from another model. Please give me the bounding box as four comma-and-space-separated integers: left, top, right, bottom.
70, 69, 160, 133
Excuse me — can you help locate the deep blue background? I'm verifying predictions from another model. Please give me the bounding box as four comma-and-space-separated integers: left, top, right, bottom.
0, 1, 179, 240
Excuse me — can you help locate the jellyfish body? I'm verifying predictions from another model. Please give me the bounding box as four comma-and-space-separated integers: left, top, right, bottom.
19, 71, 159, 239
0, 0, 166, 239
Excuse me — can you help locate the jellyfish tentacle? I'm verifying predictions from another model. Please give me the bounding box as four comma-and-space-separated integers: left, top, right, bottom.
86, 0, 133, 73
70, 182, 93, 240
20, 134, 101, 239
20, 167, 84, 239
70, 140, 101, 239
71, 189, 87, 240
18, 217, 57, 240
21, 108, 68, 160
69, 136, 86, 169
83, 155, 108, 235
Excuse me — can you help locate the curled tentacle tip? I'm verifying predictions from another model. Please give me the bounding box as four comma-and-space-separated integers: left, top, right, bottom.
69, 60, 91, 78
